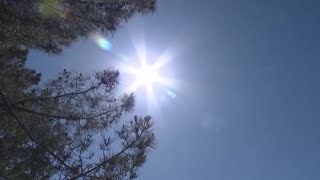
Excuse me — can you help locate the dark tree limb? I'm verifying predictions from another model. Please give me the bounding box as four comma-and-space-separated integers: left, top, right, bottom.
14, 104, 123, 121
13, 84, 101, 106
69, 138, 139, 180
0, 90, 73, 172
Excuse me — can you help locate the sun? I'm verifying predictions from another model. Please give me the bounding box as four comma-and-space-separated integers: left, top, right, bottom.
112, 29, 180, 106
133, 64, 159, 87
90, 28, 180, 108
123, 59, 169, 93
119, 52, 176, 107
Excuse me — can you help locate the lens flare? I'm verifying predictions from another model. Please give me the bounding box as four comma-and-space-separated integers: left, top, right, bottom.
90, 26, 180, 108
39, 0, 63, 17
59, 8, 72, 19
119, 50, 177, 108
118, 54, 129, 62
91, 34, 113, 52
167, 90, 177, 99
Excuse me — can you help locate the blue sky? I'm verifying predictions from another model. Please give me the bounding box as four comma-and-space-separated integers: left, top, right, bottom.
27, 0, 320, 179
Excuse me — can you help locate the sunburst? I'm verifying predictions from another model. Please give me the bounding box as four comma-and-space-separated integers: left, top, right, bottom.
90, 28, 180, 107
120, 53, 174, 106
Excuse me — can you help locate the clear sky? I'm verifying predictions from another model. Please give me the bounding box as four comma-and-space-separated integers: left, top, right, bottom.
27, 0, 320, 179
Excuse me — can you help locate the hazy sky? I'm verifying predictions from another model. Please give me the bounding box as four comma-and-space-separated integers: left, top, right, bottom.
27, 0, 320, 179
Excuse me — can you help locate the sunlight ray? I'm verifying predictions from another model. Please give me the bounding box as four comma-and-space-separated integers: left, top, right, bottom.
119, 64, 137, 75
152, 32, 188, 69
156, 76, 173, 87
126, 81, 140, 93
118, 23, 194, 107
146, 85, 157, 106
127, 21, 147, 65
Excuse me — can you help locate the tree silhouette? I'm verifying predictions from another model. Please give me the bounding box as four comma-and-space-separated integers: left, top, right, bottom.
0, 0, 157, 179
0, 64, 156, 179
0, 0, 156, 53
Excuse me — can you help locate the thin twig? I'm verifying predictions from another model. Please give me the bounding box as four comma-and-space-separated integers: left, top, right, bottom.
14, 104, 123, 121
13, 84, 101, 105
69, 138, 139, 180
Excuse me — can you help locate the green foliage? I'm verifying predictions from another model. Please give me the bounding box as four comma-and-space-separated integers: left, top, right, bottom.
0, 0, 158, 179
0, 68, 156, 179
0, 48, 41, 100
0, 0, 156, 53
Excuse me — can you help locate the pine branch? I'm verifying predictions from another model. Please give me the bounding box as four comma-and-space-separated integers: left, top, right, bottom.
13, 84, 101, 105
14, 104, 123, 121
69, 138, 140, 180
0, 90, 73, 172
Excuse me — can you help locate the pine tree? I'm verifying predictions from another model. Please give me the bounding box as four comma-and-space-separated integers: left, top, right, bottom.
0, 0, 156, 53
0, 63, 156, 179
0, 0, 158, 178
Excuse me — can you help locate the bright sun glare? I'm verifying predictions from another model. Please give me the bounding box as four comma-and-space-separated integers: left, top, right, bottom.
134, 65, 159, 86
91, 31, 179, 107
119, 51, 175, 107
124, 58, 170, 93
